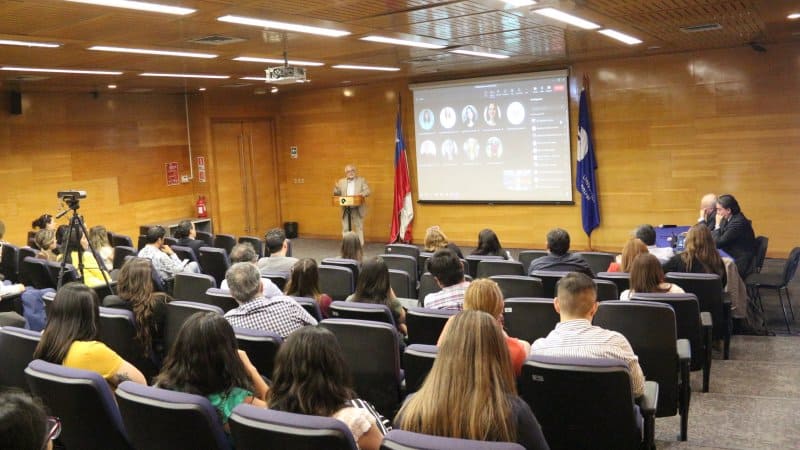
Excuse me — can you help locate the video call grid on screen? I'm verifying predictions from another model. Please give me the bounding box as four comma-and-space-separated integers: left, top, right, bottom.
410, 70, 574, 203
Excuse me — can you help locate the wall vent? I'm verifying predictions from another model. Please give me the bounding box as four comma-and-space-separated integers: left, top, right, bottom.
188, 35, 246, 45
680, 23, 723, 33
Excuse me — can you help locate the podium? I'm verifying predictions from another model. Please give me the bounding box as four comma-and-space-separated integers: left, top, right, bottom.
332, 195, 364, 232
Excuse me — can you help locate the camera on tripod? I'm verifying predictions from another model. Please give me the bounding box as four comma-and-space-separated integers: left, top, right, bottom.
57, 190, 87, 210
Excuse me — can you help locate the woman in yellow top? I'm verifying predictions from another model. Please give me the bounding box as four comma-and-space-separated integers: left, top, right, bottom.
58, 225, 111, 287
33, 282, 146, 387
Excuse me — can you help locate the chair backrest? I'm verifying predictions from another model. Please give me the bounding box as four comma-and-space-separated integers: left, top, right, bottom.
418, 272, 441, 302
518, 355, 642, 450
198, 247, 230, 286
164, 236, 178, 247
0, 243, 20, 282
464, 255, 504, 278
202, 288, 240, 312
631, 293, 705, 370
502, 298, 560, 343
292, 296, 323, 321
417, 251, 433, 277
98, 307, 158, 381
113, 246, 138, 270
476, 259, 525, 278
25, 359, 133, 450
27, 231, 37, 248
0, 326, 41, 391
664, 272, 725, 340
234, 327, 283, 379
318, 265, 355, 301
596, 271, 630, 293
518, 250, 548, 272
213, 233, 237, 254
750, 236, 769, 274
381, 254, 418, 289
405, 307, 457, 345
230, 404, 357, 450
173, 272, 217, 302
262, 272, 288, 291
164, 301, 225, 353
21, 256, 55, 289
238, 236, 264, 258
402, 344, 438, 394
330, 301, 395, 326
381, 430, 525, 450
319, 319, 402, 416
137, 235, 148, 251
116, 381, 231, 450
490, 275, 544, 299
593, 279, 619, 301
110, 233, 134, 248
593, 300, 678, 417
171, 244, 198, 263
385, 243, 421, 260
46, 260, 81, 287
388, 269, 412, 299
574, 252, 616, 275
782, 247, 800, 286
529, 270, 570, 298
196, 230, 214, 246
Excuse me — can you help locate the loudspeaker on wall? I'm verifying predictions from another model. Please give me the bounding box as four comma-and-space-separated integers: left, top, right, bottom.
10, 91, 22, 115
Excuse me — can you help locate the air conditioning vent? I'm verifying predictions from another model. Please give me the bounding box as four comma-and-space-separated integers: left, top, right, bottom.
6, 75, 49, 81
188, 35, 246, 45
680, 23, 723, 33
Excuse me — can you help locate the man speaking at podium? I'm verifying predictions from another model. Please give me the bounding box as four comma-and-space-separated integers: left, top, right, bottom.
333, 164, 371, 245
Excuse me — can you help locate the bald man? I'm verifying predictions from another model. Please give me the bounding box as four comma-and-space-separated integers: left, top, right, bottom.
333, 164, 371, 245
698, 193, 717, 229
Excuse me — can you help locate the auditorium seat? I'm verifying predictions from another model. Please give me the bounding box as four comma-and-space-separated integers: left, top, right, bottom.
381, 429, 525, 450
402, 344, 438, 395
596, 271, 630, 293
98, 306, 158, 382
330, 301, 395, 326
665, 272, 730, 359
321, 257, 360, 281
490, 275, 544, 299
318, 264, 355, 301
405, 307, 456, 345
593, 279, 619, 301
502, 298, 559, 343
262, 272, 288, 291
381, 254, 418, 293
163, 236, 178, 246
171, 244, 198, 263
0, 243, 20, 282
465, 255, 504, 278
21, 256, 55, 289
418, 272, 441, 302
417, 251, 433, 277
238, 235, 264, 258
173, 272, 217, 302
196, 230, 214, 247
213, 233, 237, 255
389, 269, 413, 299
385, 243, 420, 260
234, 327, 282, 379
574, 251, 616, 275
203, 288, 239, 312
529, 270, 570, 298
0, 326, 41, 391
292, 296, 323, 321
110, 232, 134, 248
164, 301, 224, 352
518, 250, 548, 273
137, 235, 147, 251
113, 246, 137, 270
746, 246, 800, 333
198, 247, 230, 287
230, 404, 357, 450
476, 259, 525, 278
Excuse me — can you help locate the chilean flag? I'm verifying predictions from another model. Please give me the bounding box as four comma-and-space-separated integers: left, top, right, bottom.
389, 99, 414, 243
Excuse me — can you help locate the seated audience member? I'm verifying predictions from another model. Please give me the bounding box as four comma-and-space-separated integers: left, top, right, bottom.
634, 224, 673, 264
471, 228, 512, 260
103, 258, 171, 361
620, 253, 684, 300
712, 194, 756, 277
528, 228, 594, 278
257, 228, 298, 275
423, 248, 469, 310
396, 310, 549, 450
154, 312, 268, 433
224, 262, 317, 338
172, 219, 205, 258
346, 256, 406, 335
33, 282, 146, 387
663, 224, 727, 285
284, 258, 333, 318
698, 193, 717, 230
531, 272, 645, 397
34, 229, 59, 262
31, 214, 55, 232
424, 225, 464, 259
339, 231, 363, 262
137, 226, 201, 280
268, 327, 389, 450
438, 279, 530, 375
0, 390, 59, 450
606, 238, 648, 272
59, 225, 111, 287
88, 225, 114, 271
220, 244, 282, 298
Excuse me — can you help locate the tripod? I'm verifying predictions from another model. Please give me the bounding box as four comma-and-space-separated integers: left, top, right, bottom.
56, 199, 113, 293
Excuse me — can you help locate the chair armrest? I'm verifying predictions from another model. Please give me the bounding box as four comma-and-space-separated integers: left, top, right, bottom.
637, 380, 659, 415
700, 311, 713, 329
677, 338, 692, 363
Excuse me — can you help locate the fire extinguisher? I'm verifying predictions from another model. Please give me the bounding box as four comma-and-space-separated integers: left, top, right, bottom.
196, 196, 208, 218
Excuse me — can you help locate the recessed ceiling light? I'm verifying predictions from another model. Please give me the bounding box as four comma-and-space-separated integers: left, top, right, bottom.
789, 13, 800, 20
270, 87, 279, 93
140, 72, 229, 79
598, 29, 642, 45
0, 66, 122, 75
66, 0, 195, 15
217, 15, 350, 37
233, 56, 324, 67
198, 87, 206, 91
533, 8, 600, 30
107, 84, 117, 89
332, 64, 400, 72
89, 46, 217, 58
360, 35, 446, 49
450, 49, 510, 59
0, 39, 60, 48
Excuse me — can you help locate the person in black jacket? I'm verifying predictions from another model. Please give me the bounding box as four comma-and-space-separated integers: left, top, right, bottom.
173, 220, 204, 259
712, 194, 755, 277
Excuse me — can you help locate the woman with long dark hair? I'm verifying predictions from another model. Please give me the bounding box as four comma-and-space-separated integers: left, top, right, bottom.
268, 326, 388, 450
284, 258, 333, 318
31, 214, 55, 231
396, 310, 548, 449
33, 282, 146, 387
620, 253, 684, 300
347, 256, 406, 335
471, 228, 511, 259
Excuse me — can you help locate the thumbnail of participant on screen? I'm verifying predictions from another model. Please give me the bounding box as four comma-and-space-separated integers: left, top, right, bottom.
420, 140, 437, 158
486, 137, 503, 158
461, 105, 478, 128
440, 107, 457, 129
441, 139, 458, 161
506, 101, 525, 125
463, 138, 480, 161
484, 102, 501, 126
419, 109, 435, 130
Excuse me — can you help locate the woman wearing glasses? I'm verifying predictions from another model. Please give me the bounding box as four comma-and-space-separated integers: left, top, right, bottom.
0, 390, 61, 450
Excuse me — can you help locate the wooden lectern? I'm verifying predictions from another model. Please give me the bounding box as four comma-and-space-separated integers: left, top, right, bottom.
332, 195, 364, 232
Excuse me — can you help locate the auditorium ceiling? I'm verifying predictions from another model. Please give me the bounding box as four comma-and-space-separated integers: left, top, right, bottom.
0, 0, 798, 93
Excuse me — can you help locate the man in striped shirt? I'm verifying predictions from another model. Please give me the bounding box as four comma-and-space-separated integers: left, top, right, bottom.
531, 272, 645, 397
423, 248, 469, 310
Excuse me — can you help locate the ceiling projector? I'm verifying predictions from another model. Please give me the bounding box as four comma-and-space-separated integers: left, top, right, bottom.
265, 66, 307, 84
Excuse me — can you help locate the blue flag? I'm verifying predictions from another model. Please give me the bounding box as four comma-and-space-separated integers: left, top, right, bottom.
577, 88, 600, 237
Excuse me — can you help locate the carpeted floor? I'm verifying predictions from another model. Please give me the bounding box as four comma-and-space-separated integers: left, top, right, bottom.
292, 238, 800, 449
